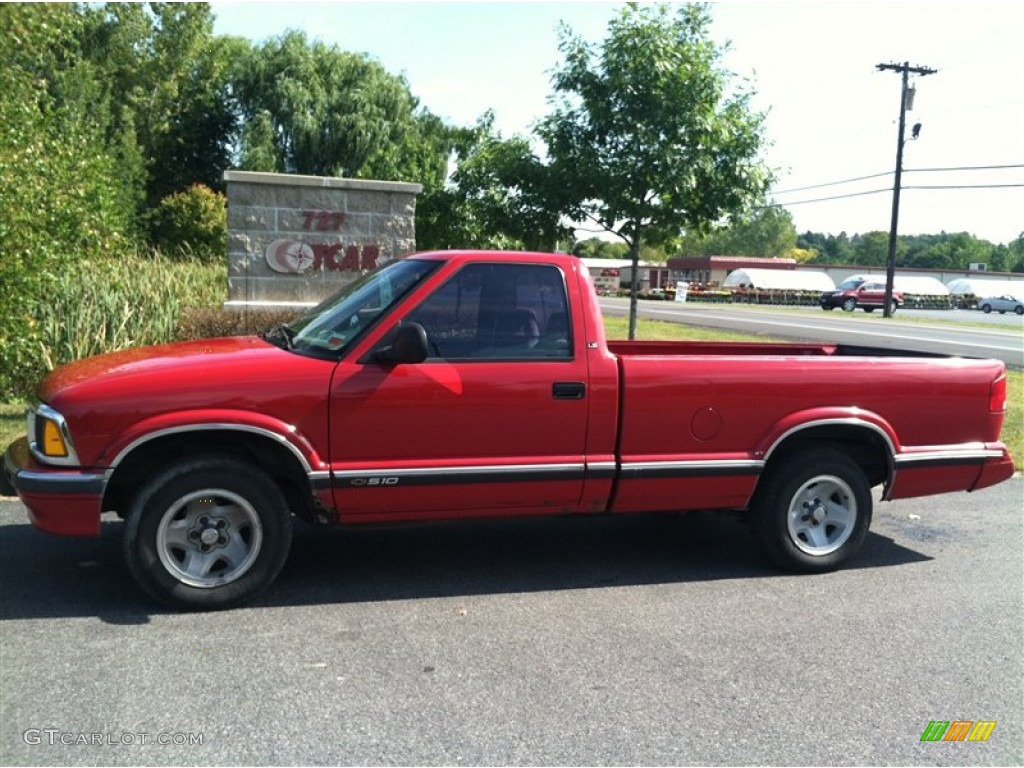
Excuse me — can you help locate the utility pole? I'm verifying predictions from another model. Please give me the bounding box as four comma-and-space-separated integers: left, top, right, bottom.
876, 61, 937, 317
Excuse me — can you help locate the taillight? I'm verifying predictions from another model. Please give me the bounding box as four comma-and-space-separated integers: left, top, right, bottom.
989, 373, 1007, 413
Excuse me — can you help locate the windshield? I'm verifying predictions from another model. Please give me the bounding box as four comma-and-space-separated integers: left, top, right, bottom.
837, 278, 865, 290
284, 258, 442, 356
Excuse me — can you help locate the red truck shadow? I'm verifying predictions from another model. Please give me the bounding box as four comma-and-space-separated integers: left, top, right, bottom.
0, 511, 931, 622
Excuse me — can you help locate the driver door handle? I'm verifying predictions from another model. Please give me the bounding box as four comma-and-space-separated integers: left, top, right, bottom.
552, 382, 586, 400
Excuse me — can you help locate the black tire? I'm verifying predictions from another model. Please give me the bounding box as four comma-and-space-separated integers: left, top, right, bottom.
863, 307, 875, 313
751, 448, 872, 573
821, 305, 834, 311
124, 457, 293, 610
841, 298, 857, 312
1016, 306, 1024, 316
981, 304, 992, 313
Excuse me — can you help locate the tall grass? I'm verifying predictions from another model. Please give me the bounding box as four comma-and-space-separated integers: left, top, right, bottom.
34, 253, 225, 372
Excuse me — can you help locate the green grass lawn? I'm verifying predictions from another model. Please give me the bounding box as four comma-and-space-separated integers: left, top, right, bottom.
1, 403, 25, 453
1, 317, 1020, 471
602, 314, 774, 343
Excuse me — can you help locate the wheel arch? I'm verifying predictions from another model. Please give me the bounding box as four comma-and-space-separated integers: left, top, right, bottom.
759, 418, 896, 492
103, 426, 320, 523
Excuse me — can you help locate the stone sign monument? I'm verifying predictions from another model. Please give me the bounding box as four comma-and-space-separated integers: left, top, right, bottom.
224, 170, 422, 307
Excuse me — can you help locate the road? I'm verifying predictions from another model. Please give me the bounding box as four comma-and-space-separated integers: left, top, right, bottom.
600, 298, 1024, 369
1, 480, 1021, 766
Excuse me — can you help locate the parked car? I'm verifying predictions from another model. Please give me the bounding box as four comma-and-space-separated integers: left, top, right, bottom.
820, 277, 904, 313
4, 251, 1014, 609
978, 295, 1024, 315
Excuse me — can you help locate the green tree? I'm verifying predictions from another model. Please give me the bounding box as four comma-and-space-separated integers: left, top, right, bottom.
0, 4, 133, 396
852, 231, 890, 266
450, 121, 568, 251
538, 3, 771, 337
144, 184, 227, 261
78, 3, 237, 209
680, 205, 797, 258
416, 113, 568, 251
410, 116, 499, 250
233, 30, 415, 178
572, 238, 630, 260
1004, 233, 1024, 273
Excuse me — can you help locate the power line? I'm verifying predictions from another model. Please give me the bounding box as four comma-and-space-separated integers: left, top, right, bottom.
759, 188, 891, 207
904, 163, 1024, 173
763, 181, 1024, 209
772, 172, 891, 195
772, 164, 1024, 196
904, 183, 1024, 190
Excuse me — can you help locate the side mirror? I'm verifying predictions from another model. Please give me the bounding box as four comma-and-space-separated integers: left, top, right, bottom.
373, 322, 429, 365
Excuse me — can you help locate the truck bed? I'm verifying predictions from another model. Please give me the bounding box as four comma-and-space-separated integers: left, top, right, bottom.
606, 340, 1008, 514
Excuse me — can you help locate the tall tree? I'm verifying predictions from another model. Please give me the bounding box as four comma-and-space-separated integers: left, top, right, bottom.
449, 115, 568, 251
233, 30, 415, 178
415, 113, 568, 251
853, 231, 891, 266
0, 4, 133, 396
78, 3, 237, 208
680, 205, 797, 258
538, 3, 771, 337
572, 238, 630, 260
1005, 234, 1024, 273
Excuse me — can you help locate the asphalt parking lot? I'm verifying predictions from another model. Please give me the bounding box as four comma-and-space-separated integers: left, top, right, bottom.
1, 480, 1022, 766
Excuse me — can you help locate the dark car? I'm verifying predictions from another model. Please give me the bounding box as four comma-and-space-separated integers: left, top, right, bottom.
821, 277, 904, 313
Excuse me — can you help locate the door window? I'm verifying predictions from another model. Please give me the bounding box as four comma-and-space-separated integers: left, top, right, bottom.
403, 263, 573, 360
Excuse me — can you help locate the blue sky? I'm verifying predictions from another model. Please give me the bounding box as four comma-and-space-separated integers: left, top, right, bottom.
211, 1, 1024, 245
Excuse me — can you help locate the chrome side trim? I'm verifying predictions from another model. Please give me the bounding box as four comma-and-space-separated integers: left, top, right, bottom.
622, 460, 764, 472
333, 462, 585, 479
619, 459, 764, 479
894, 445, 1004, 466
333, 462, 586, 488
110, 424, 316, 474
585, 460, 618, 478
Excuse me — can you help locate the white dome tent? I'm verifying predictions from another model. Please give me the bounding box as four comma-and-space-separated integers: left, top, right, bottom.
722, 268, 835, 292
946, 278, 1023, 300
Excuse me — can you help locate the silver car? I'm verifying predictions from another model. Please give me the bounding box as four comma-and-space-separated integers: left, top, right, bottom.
978, 295, 1024, 315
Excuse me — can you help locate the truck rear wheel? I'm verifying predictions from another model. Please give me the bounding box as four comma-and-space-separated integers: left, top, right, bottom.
124, 457, 292, 610
752, 449, 871, 572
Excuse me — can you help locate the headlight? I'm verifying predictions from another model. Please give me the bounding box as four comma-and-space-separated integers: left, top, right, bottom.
28, 404, 80, 466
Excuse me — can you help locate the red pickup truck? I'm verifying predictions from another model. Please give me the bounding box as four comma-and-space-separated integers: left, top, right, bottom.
4, 251, 1015, 609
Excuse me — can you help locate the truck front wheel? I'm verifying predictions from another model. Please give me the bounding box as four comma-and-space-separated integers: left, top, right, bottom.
124, 457, 293, 610
752, 449, 871, 572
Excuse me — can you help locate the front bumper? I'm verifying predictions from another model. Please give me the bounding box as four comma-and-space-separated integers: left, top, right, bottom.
4, 437, 106, 536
